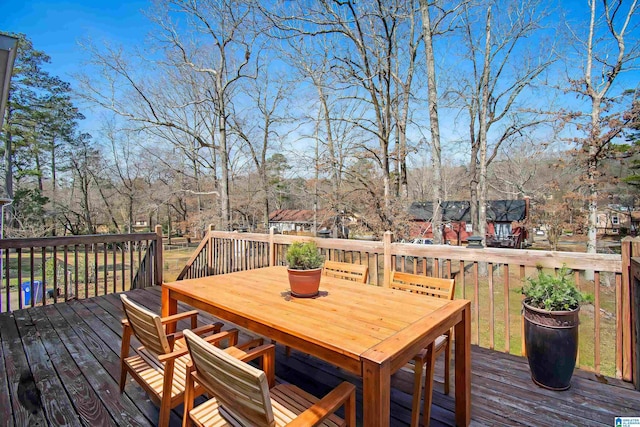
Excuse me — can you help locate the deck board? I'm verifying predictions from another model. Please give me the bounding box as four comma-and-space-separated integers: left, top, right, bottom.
1, 286, 638, 426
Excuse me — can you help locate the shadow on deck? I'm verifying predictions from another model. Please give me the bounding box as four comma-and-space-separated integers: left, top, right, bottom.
0, 287, 638, 426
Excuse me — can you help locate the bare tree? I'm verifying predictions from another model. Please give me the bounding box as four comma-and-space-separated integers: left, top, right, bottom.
568, 0, 639, 254
229, 68, 292, 228
282, 36, 364, 221
266, 1, 422, 228
455, 0, 556, 244
418, 0, 466, 243
78, 0, 259, 230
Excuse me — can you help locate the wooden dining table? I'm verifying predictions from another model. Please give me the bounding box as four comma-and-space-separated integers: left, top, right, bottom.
162, 266, 471, 427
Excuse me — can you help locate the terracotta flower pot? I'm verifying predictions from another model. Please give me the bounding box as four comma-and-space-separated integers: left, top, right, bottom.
287, 268, 322, 297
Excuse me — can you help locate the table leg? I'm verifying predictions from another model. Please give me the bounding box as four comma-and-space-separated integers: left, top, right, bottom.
454, 302, 472, 426
161, 286, 178, 333
362, 357, 391, 427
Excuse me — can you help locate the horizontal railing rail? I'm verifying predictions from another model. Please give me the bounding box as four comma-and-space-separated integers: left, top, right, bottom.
0, 227, 163, 313
178, 227, 635, 382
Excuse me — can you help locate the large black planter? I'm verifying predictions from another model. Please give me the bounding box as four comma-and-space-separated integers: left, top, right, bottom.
523, 299, 580, 390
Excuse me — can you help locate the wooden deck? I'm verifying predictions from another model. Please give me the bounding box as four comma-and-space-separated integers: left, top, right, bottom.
1, 287, 638, 427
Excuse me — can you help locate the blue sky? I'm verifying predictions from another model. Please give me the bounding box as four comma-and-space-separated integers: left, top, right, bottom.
1, 0, 637, 160
0, 0, 152, 82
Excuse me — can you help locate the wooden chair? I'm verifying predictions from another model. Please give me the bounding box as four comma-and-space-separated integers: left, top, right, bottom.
390, 271, 455, 427
323, 260, 369, 284
182, 328, 357, 427
119, 294, 257, 427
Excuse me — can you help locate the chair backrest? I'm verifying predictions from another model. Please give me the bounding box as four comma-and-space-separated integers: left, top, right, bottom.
390, 271, 455, 300
323, 260, 369, 284
183, 329, 275, 427
121, 294, 171, 357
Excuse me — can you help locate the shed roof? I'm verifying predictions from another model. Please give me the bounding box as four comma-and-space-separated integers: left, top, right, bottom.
269, 209, 333, 223
409, 200, 527, 222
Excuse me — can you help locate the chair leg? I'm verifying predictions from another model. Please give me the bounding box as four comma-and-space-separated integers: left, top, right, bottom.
119, 325, 132, 393
158, 399, 171, 427
422, 342, 437, 427
285, 346, 292, 357
345, 385, 357, 426
158, 361, 175, 427
444, 338, 451, 395
410, 358, 424, 427
183, 365, 195, 427
119, 364, 128, 393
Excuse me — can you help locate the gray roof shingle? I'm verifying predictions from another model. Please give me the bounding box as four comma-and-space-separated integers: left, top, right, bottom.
408, 200, 527, 222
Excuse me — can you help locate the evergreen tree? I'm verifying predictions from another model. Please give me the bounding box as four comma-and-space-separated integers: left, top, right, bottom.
1, 33, 85, 235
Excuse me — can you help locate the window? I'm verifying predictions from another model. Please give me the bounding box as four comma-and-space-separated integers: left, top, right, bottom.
612, 215, 619, 225
495, 223, 512, 239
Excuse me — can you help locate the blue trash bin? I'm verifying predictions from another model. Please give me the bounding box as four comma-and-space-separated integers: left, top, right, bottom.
22, 281, 43, 306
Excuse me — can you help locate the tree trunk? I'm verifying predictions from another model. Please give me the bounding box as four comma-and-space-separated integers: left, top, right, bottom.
419, 0, 444, 244
218, 105, 231, 231
478, 7, 492, 248
51, 135, 57, 236
318, 86, 340, 205
586, 97, 601, 255
4, 109, 14, 228
261, 165, 270, 229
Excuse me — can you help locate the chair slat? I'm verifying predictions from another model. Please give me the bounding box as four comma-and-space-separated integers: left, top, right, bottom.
323, 260, 369, 284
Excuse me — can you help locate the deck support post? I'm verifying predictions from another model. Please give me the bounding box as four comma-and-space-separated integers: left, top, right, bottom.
269, 227, 276, 267
208, 224, 215, 275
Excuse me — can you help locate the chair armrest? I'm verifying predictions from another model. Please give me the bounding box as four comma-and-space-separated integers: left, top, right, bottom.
202, 329, 239, 348
160, 310, 199, 326
158, 329, 239, 363
286, 382, 356, 427
168, 322, 223, 341
234, 337, 264, 351
224, 343, 272, 362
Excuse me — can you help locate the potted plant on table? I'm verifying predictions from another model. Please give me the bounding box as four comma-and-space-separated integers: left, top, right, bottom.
285, 241, 325, 297
521, 265, 591, 390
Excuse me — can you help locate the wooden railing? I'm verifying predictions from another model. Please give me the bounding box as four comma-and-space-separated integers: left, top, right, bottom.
0, 226, 163, 313
179, 227, 638, 382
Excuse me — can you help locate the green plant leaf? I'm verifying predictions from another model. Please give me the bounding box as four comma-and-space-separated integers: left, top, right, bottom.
285, 241, 324, 270
521, 265, 589, 311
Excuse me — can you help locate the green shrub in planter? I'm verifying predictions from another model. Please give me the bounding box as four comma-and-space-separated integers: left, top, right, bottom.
285, 241, 324, 270
521, 266, 591, 311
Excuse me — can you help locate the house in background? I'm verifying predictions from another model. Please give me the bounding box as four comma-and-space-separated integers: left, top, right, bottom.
268, 209, 356, 238
268, 209, 318, 234
596, 205, 639, 235
408, 199, 530, 248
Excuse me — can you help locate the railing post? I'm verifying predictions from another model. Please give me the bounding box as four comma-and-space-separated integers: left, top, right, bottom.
155, 225, 163, 286
621, 237, 640, 381
207, 224, 215, 275
383, 231, 393, 288
269, 227, 276, 267
631, 256, 640, 390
